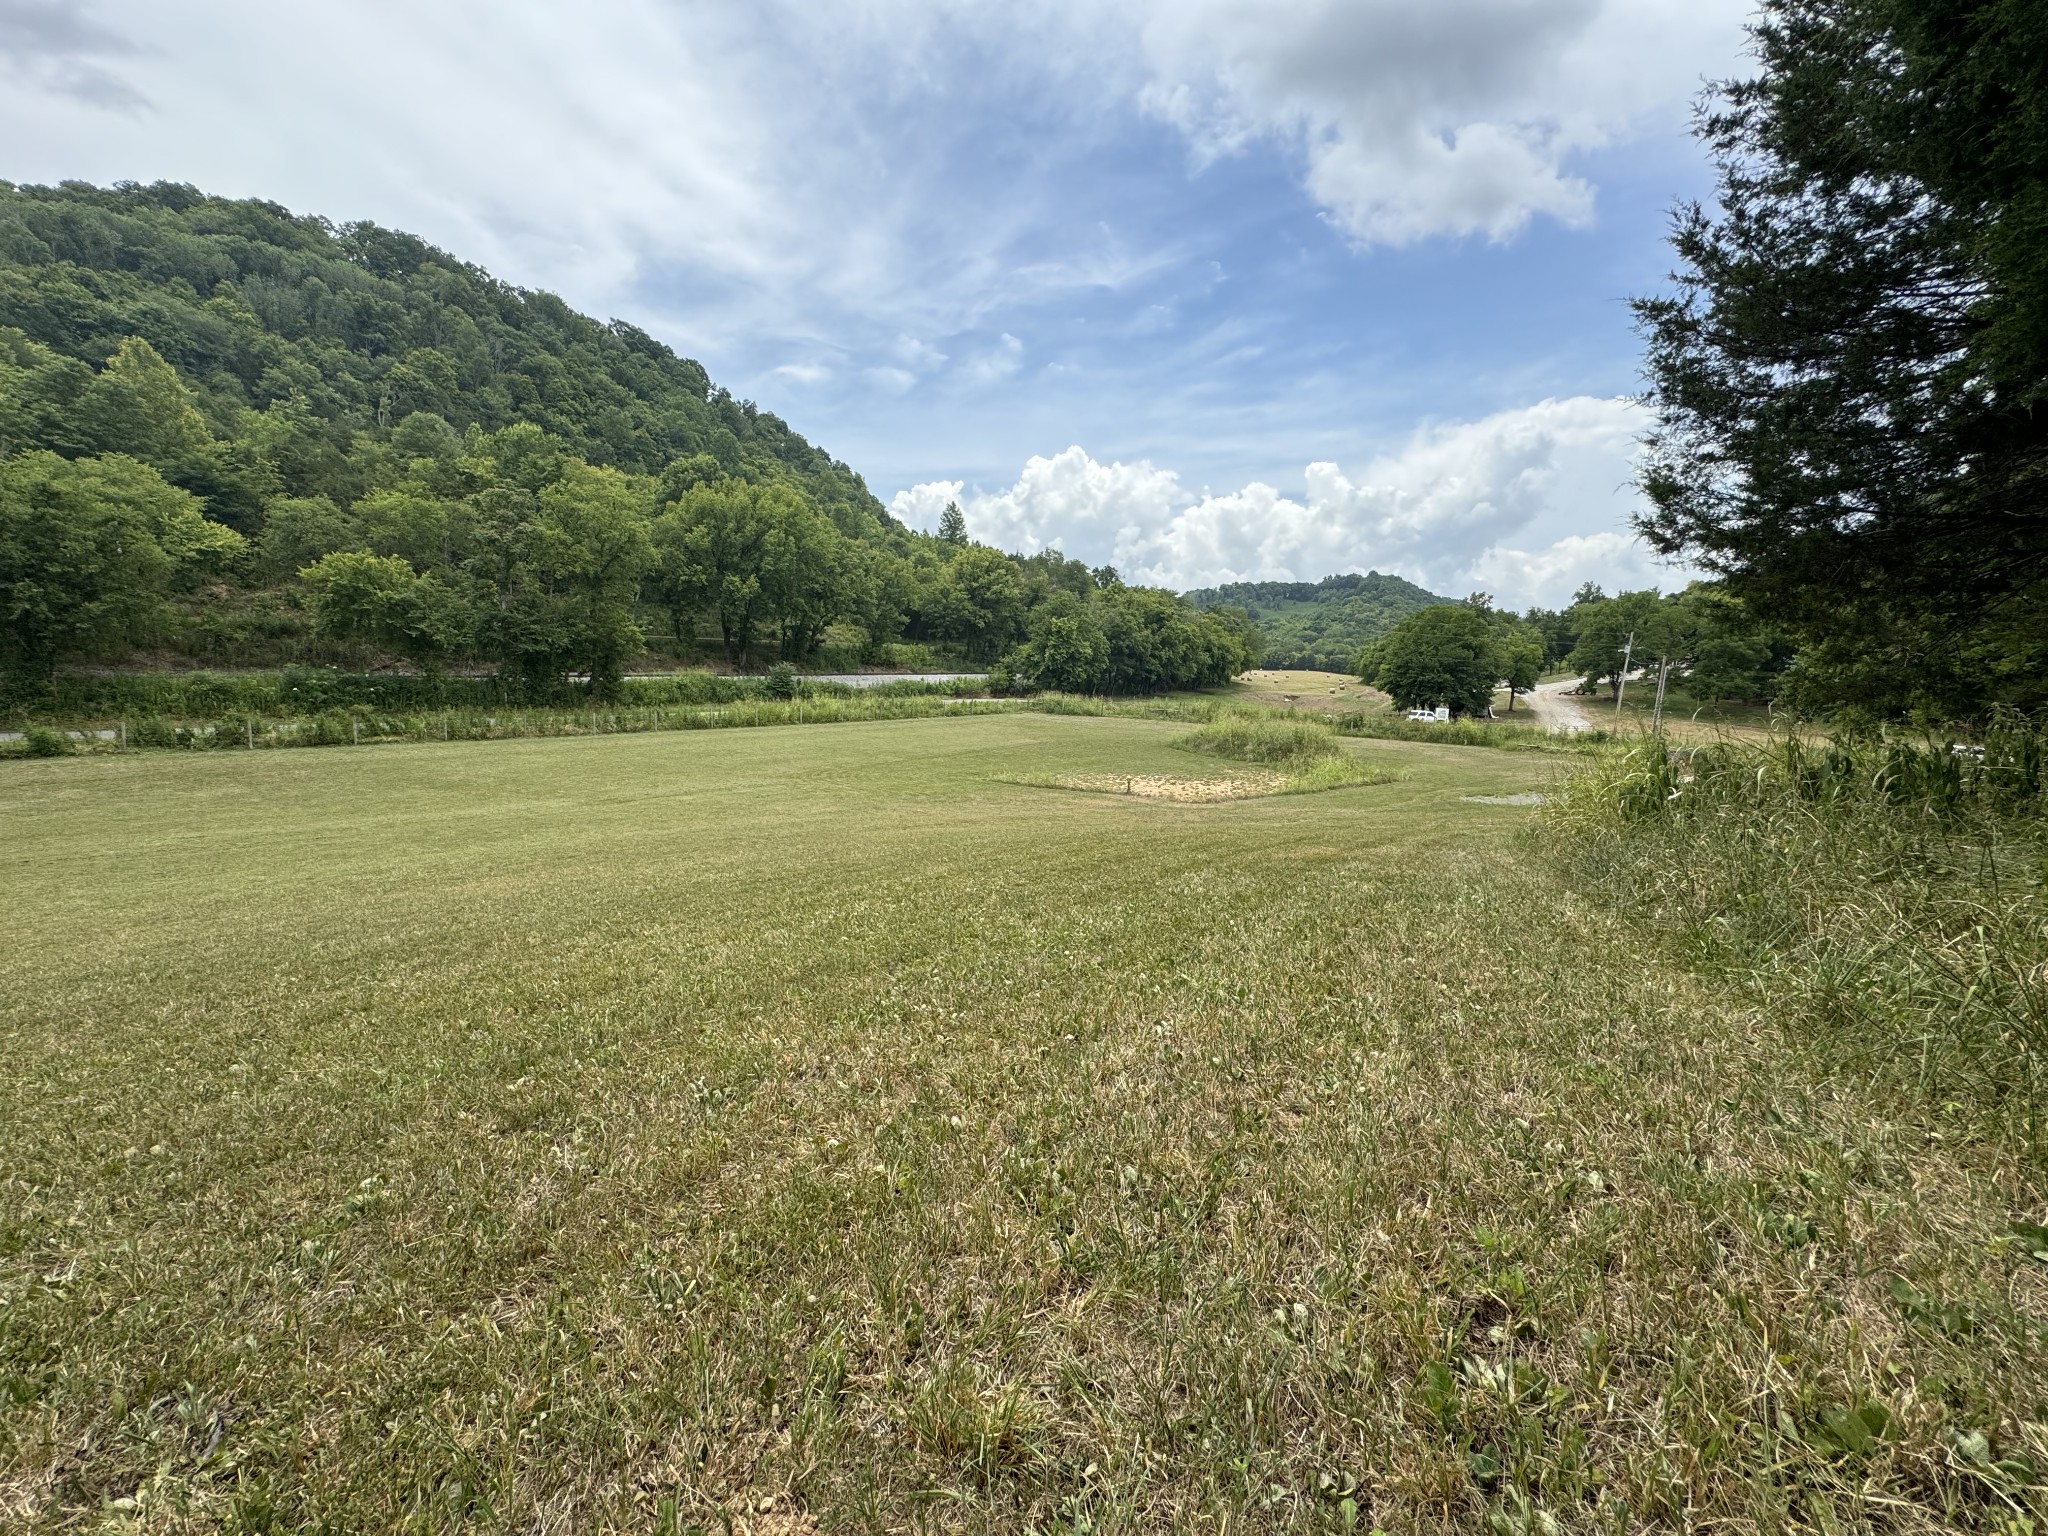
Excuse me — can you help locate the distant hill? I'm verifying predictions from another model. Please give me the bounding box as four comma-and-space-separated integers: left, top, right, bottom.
1184, 572, 1453, 671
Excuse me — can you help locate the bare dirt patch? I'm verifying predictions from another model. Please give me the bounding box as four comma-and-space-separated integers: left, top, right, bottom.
1006, 771, 1287, 802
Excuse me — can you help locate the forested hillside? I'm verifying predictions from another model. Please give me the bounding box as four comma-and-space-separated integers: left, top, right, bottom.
0, 179, 870, 509
0, 180, 1254, 697
1184, 571, 1448, 671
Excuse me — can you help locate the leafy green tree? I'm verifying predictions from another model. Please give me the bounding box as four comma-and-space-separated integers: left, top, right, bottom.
933, 545, 1028, 663
462, 486, 572, 694
1500, 630, 1544, 712
760, 496, 849, 662
1365, 603, 1501, 716
1667, 584, 1792, 702
1520, 606, 1576, 667
1012, 591, 1108, 692
537, 462, 656, 695
390, 411, 463, 464
302, 550, 469, 677
0, 328, 91, 459
652, 476, 813, 665
61, 336, 275, 534
68, 337, 215, 468
1566, 590, 1668, 700
1633, 0, 2048, 716
381, 347, 460, 422
358, 489, 454, 570
937, 501, 967, 546
0, 451, 242, 689
257, 496, 363, 581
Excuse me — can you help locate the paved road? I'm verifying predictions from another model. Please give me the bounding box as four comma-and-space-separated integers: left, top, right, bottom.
801, 673, 985, 688
0, 728, 118, 743
1527, 678, 1597, 735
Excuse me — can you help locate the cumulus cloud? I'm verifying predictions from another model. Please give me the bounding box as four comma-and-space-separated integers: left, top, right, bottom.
892, 396, 1679, 608
1138, 0, 1749, 244
889, 480, 965, 531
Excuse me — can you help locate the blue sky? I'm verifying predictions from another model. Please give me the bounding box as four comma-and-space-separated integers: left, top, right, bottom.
2, 0, 1756, 606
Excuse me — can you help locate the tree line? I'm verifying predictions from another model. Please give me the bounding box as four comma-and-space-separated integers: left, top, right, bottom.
0, 180, 1255, 698
0, 333, 1255, 697
1356, 584, 1791, 718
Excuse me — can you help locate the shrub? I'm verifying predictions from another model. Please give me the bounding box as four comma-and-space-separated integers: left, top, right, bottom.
766, 662, 797, 699
131, 716, 180, 748
22, 725, 70, 757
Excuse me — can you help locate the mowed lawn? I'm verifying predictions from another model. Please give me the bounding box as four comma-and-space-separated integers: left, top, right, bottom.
1, 718, 2036, 1532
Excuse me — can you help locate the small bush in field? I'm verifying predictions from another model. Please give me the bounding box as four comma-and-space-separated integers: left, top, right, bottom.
131, 716, 180, 749
22, 726, 70, 757
766, 662, 798, 700
1172, 715, 1338, 763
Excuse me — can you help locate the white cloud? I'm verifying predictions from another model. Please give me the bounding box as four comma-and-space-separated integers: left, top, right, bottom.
0, 0, 1752, 353
1469, 532, 1666, 602
894, 336, 950, 372
964, 332, 1026, 384
0, 0, 1748, 586
900, 397, 1681, 608
864, 366, 918, 395
888, 479, 965, 533
1139, 0, 1749, 245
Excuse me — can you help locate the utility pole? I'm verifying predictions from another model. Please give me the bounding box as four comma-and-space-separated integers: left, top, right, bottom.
1613, 631, 1636, 720
1649, 656, 1671, 733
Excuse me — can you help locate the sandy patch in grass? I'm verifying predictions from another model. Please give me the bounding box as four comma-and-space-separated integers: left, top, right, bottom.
1003, 770, 1287, 801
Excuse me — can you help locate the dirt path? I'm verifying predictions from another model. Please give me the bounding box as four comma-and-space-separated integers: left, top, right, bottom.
1527, 678, 1597, 735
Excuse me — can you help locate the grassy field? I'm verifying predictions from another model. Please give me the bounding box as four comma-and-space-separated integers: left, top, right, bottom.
2, 716, 2041, 1532
1223, 671, 1385, 715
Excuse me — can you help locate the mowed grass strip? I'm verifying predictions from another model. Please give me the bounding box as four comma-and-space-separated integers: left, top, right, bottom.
0, 716, 2039, 1532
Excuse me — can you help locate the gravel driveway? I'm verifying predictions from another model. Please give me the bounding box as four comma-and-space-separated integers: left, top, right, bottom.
1527, 678, 1598, 735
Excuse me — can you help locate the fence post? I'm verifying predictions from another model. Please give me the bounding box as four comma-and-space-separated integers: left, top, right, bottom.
247, 717, 255, 750
352, 718, 359, 745
119, 719, 127, 750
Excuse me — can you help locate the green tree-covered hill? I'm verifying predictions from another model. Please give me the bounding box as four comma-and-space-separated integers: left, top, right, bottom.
0, 178, 875, 518
0, 179, 1255, 697
1183, 572, 1450, 671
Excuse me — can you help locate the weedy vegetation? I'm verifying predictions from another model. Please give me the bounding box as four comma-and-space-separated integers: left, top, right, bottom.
1171, 715, 1342, 764
1549, 718, 2048, 1142
1, 714, 2043, 1533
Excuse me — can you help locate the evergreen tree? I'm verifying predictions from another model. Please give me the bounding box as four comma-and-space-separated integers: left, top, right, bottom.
1634, 0, 2048, 715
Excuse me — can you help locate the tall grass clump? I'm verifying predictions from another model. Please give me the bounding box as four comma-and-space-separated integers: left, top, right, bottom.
1333, 709, 1605, 751
1548, 717, 2048, 1138
1171, 713, 1339, 763
1161, 714, 1397, 796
